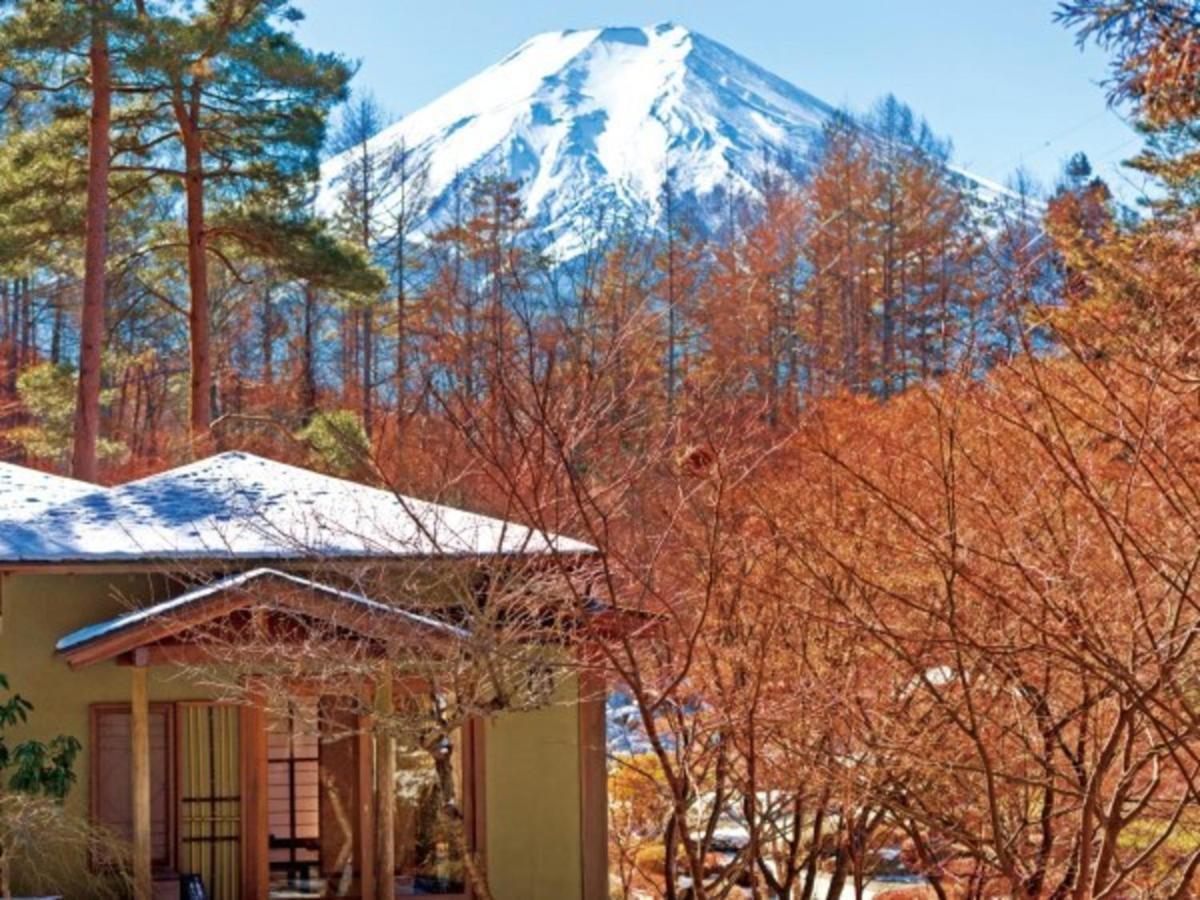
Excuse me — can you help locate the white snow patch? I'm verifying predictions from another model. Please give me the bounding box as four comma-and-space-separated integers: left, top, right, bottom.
0, 462, 102, 520
317, 23, 840, 254
0, 451, 595, 564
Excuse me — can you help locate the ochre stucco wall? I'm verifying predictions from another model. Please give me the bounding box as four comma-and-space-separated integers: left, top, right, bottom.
484, 680, 583, 900
0, 571, 585, 900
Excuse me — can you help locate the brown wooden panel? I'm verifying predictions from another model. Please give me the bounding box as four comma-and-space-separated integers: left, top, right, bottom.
90, 703, 174, 868
319, 696, 364, 896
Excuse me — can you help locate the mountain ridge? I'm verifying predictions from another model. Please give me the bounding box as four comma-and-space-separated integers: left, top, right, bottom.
318, 23, 1009, 256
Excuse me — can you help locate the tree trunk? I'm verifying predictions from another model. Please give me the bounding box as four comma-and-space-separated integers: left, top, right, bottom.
301, 283, 318, 419
361, 304, 373, 437
260, 287, 274, 385
71, 3, 112, 481
825, 846, 848, 900
50, 292, 64, 365
428, 734, 494, 900
396, 234, 407, 418
180, 105, 211, 446
2, 281, 14, 401
19, 278, 31, 366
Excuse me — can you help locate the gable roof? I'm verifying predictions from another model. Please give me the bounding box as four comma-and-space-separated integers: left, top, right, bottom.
0, 461, 101, 520
0, 451, 594, 564
56, 567, 466, 668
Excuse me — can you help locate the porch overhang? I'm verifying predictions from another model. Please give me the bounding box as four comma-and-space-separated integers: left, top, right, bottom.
55, 567, 465, 669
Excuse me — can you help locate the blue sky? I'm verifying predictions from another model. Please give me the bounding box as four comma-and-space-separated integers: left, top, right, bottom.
295, 0, 1145, 198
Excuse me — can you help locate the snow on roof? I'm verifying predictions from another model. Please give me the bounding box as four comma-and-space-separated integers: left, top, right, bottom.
0, 451, 595, 564
0, 461, 102, 520
55, 567, 466, 653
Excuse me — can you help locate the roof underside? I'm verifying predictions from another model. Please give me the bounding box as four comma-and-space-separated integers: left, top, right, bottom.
0, 452, 595, 564
56, 567, 466, 667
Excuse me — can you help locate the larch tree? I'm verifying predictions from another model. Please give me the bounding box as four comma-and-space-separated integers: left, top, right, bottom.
655, 168, 702, 416
381, 137, 429, 422
328, 92, 399, 438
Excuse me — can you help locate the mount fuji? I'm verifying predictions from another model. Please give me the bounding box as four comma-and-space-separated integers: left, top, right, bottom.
318, 23, 1009, 256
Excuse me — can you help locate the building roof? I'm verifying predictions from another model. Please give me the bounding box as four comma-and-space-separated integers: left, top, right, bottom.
0, 451, 594, 564
56, 567, 467, 667
0, 461, 101, 520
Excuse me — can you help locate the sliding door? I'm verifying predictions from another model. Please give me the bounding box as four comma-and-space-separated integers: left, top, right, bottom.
177, 702, 242, 900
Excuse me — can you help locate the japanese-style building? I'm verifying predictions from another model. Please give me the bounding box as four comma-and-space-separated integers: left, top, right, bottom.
0, 452, 608, 900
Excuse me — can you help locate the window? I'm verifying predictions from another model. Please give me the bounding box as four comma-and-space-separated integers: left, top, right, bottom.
266, 695, 366, 899
267, 698, 322, 895
90, 703, 174, 868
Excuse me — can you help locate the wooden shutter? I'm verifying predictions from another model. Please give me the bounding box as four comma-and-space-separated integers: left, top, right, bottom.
91, 703, 174, 867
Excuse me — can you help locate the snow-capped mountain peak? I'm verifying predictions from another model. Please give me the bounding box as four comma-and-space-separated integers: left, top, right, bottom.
319, 24, 992, 256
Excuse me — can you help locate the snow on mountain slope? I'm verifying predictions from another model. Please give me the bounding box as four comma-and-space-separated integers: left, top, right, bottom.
318, 23, 1003, 256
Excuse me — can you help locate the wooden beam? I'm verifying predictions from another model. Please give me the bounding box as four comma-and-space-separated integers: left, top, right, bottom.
240, 692, 269, 900
61, 580, 452, 670
374, 674, 396, 900
578, 666, 609, 900
114, 638, 391, 668
130, 657, 152, 900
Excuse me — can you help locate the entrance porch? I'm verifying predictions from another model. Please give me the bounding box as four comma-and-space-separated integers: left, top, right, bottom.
57, 570, 485, 900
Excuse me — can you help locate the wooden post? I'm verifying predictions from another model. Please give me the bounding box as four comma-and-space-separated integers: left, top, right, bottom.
357, 715, 376, 900
578, 664, 609, 900
130, 657, 152, 900
240, 690, 269, 900
374, 674, 395, 900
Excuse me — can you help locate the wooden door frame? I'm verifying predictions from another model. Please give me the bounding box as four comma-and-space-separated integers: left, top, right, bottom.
88, 701, 177, 872
241, 690, 379, 900
173, 701, 246, 900
239, 694, 269, 900
236, 691, 488, 900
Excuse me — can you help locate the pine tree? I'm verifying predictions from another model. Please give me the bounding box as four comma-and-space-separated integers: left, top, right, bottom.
0, 1, 144, 480
126, 0, 355, 445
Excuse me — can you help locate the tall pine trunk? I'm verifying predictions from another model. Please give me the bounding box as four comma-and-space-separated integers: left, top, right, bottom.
71, 2, 111, 481
181, 105, 212, 444
3, 281, 14, 401
19, 279, 31, 368
50, 292, 64, 364
260, 287, 274, 385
